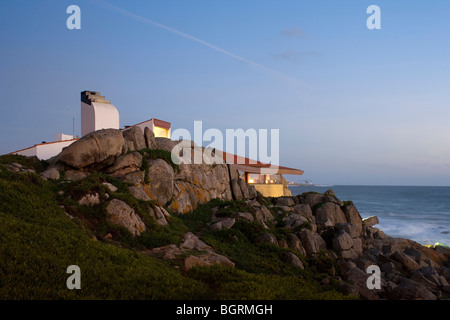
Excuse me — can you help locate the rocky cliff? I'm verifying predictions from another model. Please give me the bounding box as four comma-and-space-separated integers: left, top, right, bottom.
7, 126, 450, 300
44, 127, 256, 214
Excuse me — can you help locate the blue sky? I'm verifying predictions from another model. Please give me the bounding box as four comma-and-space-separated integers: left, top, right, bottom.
1, 0, 450, 186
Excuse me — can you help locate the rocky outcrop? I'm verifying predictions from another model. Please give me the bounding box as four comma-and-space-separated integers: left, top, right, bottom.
106, 152, 142, 177
42, 127, 450, 299
211, 189, 450, 300
146, 159, 174, 206
60, 129, 124, 168
145, 232, 235, 270
122, 126, 146, 152
144, 127, 158, 149
106, 199, 146, 236
55, 128, 255, 216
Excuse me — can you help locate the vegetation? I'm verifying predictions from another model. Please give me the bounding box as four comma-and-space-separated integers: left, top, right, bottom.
0, 155, 349, 300
138, 149, 180, 173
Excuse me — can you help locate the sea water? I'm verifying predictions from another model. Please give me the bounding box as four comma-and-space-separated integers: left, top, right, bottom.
288, 185, 450, 246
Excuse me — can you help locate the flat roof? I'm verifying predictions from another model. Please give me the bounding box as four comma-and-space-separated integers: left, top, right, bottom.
220, 151, 304, 175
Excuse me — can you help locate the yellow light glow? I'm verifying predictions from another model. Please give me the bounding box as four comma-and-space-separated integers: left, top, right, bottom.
153, 126, 170, 138
248, 179, 254, 183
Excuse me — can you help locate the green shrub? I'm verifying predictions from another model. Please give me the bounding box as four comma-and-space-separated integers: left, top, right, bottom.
138, 149, 179, 173
0, 154, 48, 172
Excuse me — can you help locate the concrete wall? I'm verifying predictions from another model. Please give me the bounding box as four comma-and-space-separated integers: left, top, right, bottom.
81, 101, 119, 137
15, 140, 76, 160
135, 119, 171, 138
36, 140, 75, 160
252, 184, 285, 198
81, 102, 95, 137
55, 133, 74, 141
15, 146, 37, 158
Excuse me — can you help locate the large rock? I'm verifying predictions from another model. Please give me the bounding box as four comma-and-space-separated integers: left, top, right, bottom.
339, 262, 383, 300
238, 179, 250, 199
387, 278, 437, 300
180, 232, 211, 250
301, 193, 325, 208
228, 165, 240, 180
391, 251, 420, 272
298, 229, 326, 255
146, 159, 174, 206
149, 206, 169, 226
40, 167, 60, 180
247, 185, 257, 199
144, 127, 158, 149
293, 204, 313, 220
315, 202, 347, 227
343, 204, 363, 236
254, 206, 274, 222
256, 233, 278, 246
106, 199, 146, 236
121, 171, 145, 186
184, 251, 235, 270
60, 129, 124, 168
288, 233, 307, 256
155, 137, 179, 153
283, 213, 308, 230
65, 170, 89, 181
333, 230, 353, 252
170, 181, 194, 214
277, 197, 295, 207
281, 252, 304, 269
128, 186, 152, 201
122, 126, 146, 152
230, 179, 243, 200
106, 151, 142, 177
363, 216, 379, 227
210, 218, 235, 231
78, 193, 100, 206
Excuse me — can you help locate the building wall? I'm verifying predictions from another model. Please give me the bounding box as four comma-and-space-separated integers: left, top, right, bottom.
81, 102, 95, 137
134, 119, 171, 138
81, 101, 119, 137
134, 120, 153, 133
14, 140, 76, 160
252, 184, 285, 198
36, 140, 75, 160
55, 133, 74, 141
92, 102, 119, 133
15, 146, 37, 158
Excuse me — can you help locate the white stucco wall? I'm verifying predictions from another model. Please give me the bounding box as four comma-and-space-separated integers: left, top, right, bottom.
81, 101, 119, 137
92, 102, 119, 133
81, 101, 95, 137
14, 140, 76, 160
135, 120, 154, 133
36, 140, 75, 160
15, 146, 37, 158
55, 133, 74, 141
134, 119, 171, 138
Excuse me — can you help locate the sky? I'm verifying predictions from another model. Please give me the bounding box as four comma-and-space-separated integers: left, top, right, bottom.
1, 0, 450, 186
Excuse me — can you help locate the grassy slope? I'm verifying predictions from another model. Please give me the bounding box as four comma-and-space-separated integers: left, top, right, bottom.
0, 156, 348, 300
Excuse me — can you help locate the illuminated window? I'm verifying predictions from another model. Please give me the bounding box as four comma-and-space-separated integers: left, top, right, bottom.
153, 126, 170, 138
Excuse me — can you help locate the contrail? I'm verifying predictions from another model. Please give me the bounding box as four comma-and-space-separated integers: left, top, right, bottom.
91, 0, 308, 89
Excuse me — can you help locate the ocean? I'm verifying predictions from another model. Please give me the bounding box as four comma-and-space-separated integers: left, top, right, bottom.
288, 185, 450, 246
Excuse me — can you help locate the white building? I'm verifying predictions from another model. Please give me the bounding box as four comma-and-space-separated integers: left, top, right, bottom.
10, 91, 171, 160
81, 91, 119, 137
